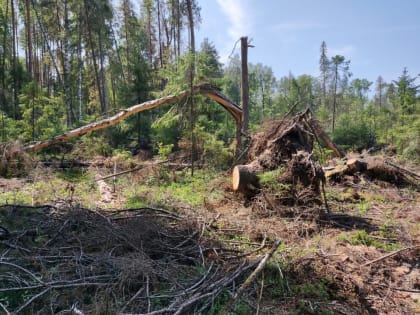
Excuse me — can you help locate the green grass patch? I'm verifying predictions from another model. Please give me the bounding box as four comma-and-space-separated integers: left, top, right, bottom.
121, 169, 225, 208
338, 230, 400, 251
292, 281, 330, 300
258, 167, 289, 191
56, 167, 90, 183
356, 201, 370, 216
205, 290, 252, 315
0, 189, 32, 205
125, 195, 149, 208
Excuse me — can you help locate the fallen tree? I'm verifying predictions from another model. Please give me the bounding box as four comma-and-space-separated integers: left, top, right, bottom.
325, 155, 418, 187
232, 110, 329, 201
24, 84, 242, 152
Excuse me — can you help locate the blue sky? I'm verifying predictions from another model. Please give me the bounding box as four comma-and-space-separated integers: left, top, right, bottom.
196, 0, 420, 86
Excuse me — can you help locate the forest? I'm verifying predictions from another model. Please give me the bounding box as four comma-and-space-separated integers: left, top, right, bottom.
0, 0, 419, 314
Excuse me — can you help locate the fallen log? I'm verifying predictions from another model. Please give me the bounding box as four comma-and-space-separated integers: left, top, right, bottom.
325, 155, 415, 187
24, 84, 242, 152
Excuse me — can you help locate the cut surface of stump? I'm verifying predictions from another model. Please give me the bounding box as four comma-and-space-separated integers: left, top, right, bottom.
232, 165, 260, 197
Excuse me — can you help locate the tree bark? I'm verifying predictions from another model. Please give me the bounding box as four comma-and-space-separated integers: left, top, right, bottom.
83, 0, 104, 114
307, 118, 344, 158
25, 0, 33, 78
24, 84, 242, 152
157, 0, 163, 68
241, 37, 249, 135
77, 11, 83, 120
11, 0, 18, 118
186, 0, 196, 176
332, 63, 338, 131
31, 0, 63, 88
232, 165, 260, 196
63, 0, 72, 126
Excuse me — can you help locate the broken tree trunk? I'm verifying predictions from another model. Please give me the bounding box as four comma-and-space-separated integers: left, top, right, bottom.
325, 155, 415, 187
307, 118, 345, 158
24, 84, 242, 152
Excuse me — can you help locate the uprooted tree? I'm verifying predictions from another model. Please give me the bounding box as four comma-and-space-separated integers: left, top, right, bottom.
232, 110, 334, 204
231, 108, 418, 210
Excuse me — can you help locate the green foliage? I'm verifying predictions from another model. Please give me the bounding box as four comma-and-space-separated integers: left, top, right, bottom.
56, 167, 90, 183
19, 82, 65, 141
71, 134, 112, 159
258, 167, 289, 191
356, 201, 370, 216
158, 170, 220, 207
292, 281, 330, 300
0, 113, 23, 141
0, 290, 30, 310
125, 195, 149, 208
332, 119, 371, 151
139, 169, 223, 207
194, 125, 233, 169
206, 290, 252, 315
157, 142, 174, 160
338, 230, 400, 251
151, 109, 182, 147
313, 144, 334, 165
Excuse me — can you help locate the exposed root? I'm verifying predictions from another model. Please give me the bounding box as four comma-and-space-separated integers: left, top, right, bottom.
0, 141, 33, 177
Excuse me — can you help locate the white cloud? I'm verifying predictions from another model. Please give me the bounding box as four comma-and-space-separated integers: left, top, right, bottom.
216, 0, 251, 40
213, 0, 254, 64
271, 22, 324, 32
329, 45, 355, 57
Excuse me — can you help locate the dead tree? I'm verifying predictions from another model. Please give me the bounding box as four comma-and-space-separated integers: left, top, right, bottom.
24, 84, 242, 152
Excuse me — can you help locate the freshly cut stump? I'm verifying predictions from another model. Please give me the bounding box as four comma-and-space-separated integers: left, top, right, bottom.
232, 165, 260, 197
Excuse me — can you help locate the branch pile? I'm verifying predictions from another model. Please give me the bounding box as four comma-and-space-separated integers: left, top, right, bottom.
0, 204, 275, 314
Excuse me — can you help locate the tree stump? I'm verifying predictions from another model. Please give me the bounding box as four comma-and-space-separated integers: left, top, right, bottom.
232, 165, 260, 197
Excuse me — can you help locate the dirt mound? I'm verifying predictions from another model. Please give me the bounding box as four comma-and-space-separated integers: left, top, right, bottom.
236, 113, 325, 215
247, 116, 314, 169
284, 245, 419, 314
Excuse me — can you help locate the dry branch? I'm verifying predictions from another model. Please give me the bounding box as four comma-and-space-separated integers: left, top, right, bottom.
222, 240, 282, 314
0, 204, 269, 314
361, 245, 420, 267
24, 84, 242, 152
384, 160, 420, 179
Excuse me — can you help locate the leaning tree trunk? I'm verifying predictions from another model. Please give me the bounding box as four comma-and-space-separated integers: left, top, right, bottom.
307, 118, 344, 158
24, 84, 242, 152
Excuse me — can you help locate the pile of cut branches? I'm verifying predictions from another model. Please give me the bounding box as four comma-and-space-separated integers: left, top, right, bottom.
0, 204, 276, 314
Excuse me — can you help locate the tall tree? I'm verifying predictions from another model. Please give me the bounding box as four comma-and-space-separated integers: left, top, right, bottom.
185, 0, 196, 174
393, 67, 418, 116
319, 41, 329, 103
25, 0, 33, 78
240, 36, 249, 135
375, 76, 386, 109
330, 55, 350, 131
